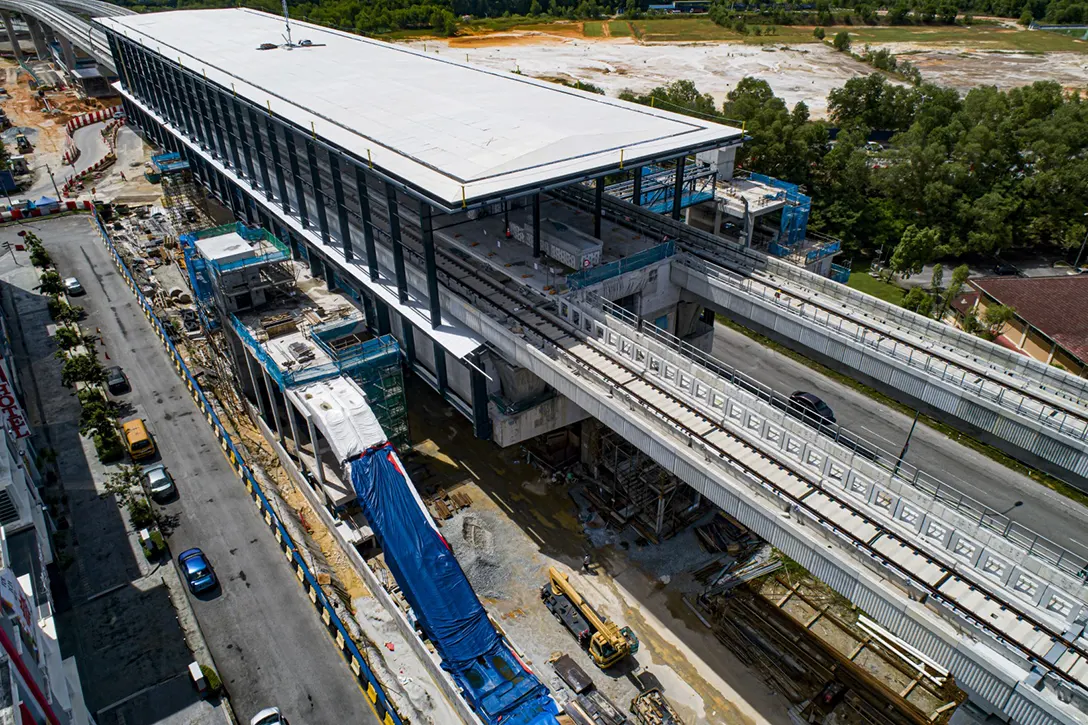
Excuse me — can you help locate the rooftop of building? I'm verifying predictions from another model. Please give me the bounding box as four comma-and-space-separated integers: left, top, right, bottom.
971, 274, 1088, 362
97, 8, 743, 209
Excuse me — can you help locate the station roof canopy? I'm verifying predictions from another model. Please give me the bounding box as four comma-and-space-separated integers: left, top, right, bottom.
97, 8, 743, 210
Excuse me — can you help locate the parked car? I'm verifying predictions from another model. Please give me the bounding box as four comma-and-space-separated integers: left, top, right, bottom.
63, 277, 84, 296
251, 707, 288, 725
144, 464, 176, 501
178, 548, 217, 594
787, 391, 837, 426
106, 365, 129, 395
992, 261, 1020, 276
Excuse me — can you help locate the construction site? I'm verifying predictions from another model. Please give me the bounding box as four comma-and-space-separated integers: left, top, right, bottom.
9, 6, 1081, 725
88, 85, 972, 725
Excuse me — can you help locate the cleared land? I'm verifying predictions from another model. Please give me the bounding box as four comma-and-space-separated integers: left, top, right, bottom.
420, 21, 1088, 117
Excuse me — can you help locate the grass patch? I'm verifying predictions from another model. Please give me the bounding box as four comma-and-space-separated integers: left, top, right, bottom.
583, 21, 604, 37
845, 25, 1088, 52
634, 17, 743, 42
714, 314, 1088, 509
845, 267, 906, 305
609, 20, 632, 37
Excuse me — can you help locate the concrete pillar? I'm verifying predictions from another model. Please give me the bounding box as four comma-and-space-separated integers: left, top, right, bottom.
632, 166, 643, 207
244, 353, 270, 420
712, 200, 723, 237
305, 414, 326, 487
308, 245, 321, 279
375, 299, 391, 336
26, 18, 47, 60
469, 352, 492, 440
285, 395, 302, 457
1, 13, 24, 63
58, 36, 75, 73
263, 368, 285, 444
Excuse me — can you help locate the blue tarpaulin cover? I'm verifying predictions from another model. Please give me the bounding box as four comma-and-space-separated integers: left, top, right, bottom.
349, 443, 559, 725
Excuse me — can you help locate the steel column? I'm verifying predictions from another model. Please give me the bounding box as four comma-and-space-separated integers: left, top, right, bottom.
306, 140, 331, 243
249, 110, 273, 200
672, 156, 685, 220
401, 317, 416, 367
420, 204, 441, 328
532, 193, 541, 258
433, 340, 448, 393
217, 91, 242, 173
632, 166, 643, 207
329, 154, 353, 261
385, 182, 407, 304
594, 177, 604, 239
263, 116, 288, 208
285, 129, 309, 228
355, 166, 378, 281
232, 98, 256, 181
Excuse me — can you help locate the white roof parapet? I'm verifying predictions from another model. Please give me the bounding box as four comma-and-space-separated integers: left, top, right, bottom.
97, 8, 743, 209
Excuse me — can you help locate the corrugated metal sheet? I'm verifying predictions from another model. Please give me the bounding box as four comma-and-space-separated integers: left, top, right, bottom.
946, 649, 1016, 710
1003, 688, 1070, 725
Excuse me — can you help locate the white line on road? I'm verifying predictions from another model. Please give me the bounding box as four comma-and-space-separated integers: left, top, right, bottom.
859, 425, 897, 447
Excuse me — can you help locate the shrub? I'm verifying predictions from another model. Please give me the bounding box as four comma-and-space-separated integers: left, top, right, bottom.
54, 325, 84, 350
200, 665, 222, 695
813, 26, 825, 39
833, 30, 851, 52
29, 248, 51, 268
94, 430, 125, 463
128, 498, 156, 529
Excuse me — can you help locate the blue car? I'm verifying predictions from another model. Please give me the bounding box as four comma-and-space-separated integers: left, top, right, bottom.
178, 548, 217, 594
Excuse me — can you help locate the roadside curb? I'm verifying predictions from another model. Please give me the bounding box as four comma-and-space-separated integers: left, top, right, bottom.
90, 212, 405, 725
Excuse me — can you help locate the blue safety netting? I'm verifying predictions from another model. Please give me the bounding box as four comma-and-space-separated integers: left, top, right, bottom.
349, 444, 560, 725
749, 172, 811, 246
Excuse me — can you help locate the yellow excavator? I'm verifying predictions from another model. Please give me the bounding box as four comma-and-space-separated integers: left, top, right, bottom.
541, 566, 639, 669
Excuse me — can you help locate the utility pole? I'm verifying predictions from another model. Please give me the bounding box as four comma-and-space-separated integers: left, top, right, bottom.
44, 163, 60, 200
892, 409, 920, 478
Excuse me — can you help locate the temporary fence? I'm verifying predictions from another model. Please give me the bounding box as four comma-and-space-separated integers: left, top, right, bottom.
0, 199, 93, 223
65, 106, 121, 135
91, 211, 405, 725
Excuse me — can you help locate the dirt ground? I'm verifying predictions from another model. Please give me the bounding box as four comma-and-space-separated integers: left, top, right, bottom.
403, 377, 791, 725
408, 33, 1088, 117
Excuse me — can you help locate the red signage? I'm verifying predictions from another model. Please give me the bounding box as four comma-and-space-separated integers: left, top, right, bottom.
0, 362, 29, 439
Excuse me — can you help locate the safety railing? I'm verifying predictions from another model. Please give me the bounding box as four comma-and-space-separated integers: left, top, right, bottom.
566, 241, 675, 290
584, 292, 1088, 581
830, 263, 851, 284
676, 253, 1088, 443
92, 211, 405, 725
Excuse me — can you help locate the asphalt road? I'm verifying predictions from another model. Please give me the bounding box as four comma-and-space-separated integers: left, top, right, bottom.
711, 321, 1088, 561
42, 216, 375, 725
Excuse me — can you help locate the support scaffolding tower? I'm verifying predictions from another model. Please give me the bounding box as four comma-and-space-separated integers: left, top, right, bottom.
591, 430, 702, 542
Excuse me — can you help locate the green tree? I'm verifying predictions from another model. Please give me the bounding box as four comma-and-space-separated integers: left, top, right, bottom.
1019, 9, 1033, 25
930, 262, 943, 295
937, 263, 970, 319
833, 30, 851, 52
813, 26, 825, 39
530, 0, 542, 13
981, 304, 1016, 339
61, 353, 105, 388
902, 287, 934, 317
37, 270, 64, 297
890, 225, 941, 275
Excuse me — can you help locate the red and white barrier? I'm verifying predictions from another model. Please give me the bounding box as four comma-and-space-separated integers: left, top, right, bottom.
65, 106, 121, 135
0, 200, 93, 223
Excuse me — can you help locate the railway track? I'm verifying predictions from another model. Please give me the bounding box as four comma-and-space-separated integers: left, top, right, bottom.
372, 212, 1088, 696
555, 185, 1088, 446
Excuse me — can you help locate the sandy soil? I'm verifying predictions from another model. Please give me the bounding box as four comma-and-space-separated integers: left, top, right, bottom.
408, 33, 1088, 117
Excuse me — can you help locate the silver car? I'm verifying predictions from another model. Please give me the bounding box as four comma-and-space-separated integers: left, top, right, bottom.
63, 277, 84, 296
144, 464, 176, 501
250, 708, 287, 725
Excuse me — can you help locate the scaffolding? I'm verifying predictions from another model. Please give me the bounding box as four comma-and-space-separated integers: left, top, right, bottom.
590, 429, 701, 542
161, 169, 206, 235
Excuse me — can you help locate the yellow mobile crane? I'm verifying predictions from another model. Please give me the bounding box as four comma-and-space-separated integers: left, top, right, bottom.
541, 566, 639, 669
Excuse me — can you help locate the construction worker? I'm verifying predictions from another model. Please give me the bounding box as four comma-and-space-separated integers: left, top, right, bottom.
582, 554, 592, 573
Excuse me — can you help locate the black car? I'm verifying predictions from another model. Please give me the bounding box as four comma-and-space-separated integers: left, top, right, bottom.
106, 366, 130, 395
992, 261, 1020, 276
788, 391, 836, 426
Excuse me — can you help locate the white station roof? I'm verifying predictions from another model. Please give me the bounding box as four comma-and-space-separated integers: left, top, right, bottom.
97, 8, 743, 208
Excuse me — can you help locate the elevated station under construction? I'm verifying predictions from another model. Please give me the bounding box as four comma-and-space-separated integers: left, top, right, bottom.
95, 9, 1088, 725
